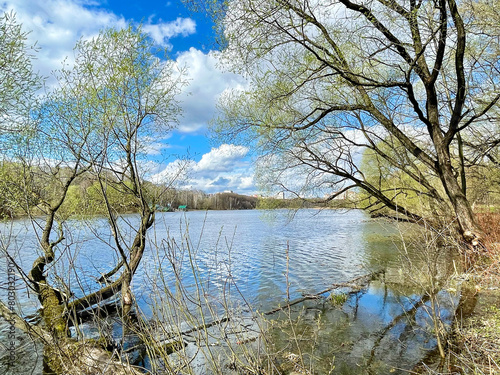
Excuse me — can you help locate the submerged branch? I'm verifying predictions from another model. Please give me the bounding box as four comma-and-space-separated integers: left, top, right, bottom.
68, 278, 123, 312
264, 272, 380, 316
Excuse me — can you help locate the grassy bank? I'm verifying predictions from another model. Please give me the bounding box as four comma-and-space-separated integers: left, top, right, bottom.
418, 212, 500, 374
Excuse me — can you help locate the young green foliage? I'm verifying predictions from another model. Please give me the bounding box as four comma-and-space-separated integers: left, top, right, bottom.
204, 0, 500, 245
0, 11, 42, 137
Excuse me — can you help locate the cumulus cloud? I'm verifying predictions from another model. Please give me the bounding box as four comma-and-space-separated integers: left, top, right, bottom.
189, 173, 254, 194
1, 1, 254, 194
1, 0, 122, 81
149, 158, 192, 185
174, 48, 247, 133
1, 1, 245, 134
139, 135, 173, 156
210, 177, 231, 186
195, 144, 249, 172
143, 18, 196, 47
238, 176, 254, 190
1, 0, 196, 84
152, 144, 255, 194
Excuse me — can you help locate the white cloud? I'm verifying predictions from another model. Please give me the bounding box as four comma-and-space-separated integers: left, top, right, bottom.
140, 136, 173, 156
1, 1, 254, 194
188, 172, 255, 194
152, 144, 255, 194
238, 176, 254, 190
150, 158, 192, 186
174, 48, 247, 133
143, 18, 196, 47
2, 0, 124, 80
1, 0, 196, 85
195, 144, 249, 172
1, 1, 245, 135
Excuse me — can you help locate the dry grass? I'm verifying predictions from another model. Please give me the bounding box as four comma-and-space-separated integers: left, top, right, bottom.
474, 213, 500, 288
422, 213, 500, 375
443, 289, 500, 375
477, 212, 500, 245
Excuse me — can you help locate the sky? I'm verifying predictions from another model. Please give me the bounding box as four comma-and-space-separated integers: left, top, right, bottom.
1, 0, 255, 195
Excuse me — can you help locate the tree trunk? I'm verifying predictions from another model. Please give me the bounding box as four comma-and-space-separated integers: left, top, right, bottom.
435, 140, 483, 246
30, 252, 69, 338
0, 301, 142, 375
38, 282, 68, 338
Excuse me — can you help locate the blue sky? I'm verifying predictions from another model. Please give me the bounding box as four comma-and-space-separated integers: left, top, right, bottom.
1, 0, 255, 195
97, 0, 217, 53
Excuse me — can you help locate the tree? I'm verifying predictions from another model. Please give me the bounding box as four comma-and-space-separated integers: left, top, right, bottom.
190, 0, 500, 247
1, 25, 186, 372
0, 11, 43, 216
358, 139, 445, 219
45, 23, 184, 323
0, 11, 42, 137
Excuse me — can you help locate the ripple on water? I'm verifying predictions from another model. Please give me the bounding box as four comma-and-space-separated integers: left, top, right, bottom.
1, 209, 450, 374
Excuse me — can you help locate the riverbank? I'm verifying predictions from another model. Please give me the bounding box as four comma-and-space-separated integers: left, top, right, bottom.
449, 236, 500, 374
452, 286, 500, 373
416, 282, 500, 374
416, 212, 500, 374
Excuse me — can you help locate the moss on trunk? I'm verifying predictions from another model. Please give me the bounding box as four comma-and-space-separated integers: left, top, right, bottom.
39, 282, 67, 337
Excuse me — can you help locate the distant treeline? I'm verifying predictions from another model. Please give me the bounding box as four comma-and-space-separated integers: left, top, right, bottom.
0, 162, 261, 217
0, 162, 357, 218
161, 192, 354, 211
157, 190, 258, 211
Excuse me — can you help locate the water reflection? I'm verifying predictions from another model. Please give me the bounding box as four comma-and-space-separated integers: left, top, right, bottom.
0, 209, 459, 374
267, 279, 458, 374
139, 209, 404, 313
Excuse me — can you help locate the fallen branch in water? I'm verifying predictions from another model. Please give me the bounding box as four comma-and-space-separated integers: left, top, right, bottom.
264, 271, 381, 316
131, 271, 381, 352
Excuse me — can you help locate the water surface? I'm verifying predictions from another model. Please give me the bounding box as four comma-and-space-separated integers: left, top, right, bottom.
0, 209, 457, 374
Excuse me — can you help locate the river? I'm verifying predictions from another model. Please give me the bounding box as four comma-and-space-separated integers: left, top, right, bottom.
0, 209, 459, 374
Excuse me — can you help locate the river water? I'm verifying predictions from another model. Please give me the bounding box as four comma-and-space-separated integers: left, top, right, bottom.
0, 209, 459, 374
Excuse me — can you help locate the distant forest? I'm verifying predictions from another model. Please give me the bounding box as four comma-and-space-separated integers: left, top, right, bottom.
157, 189, 258, 211
0, 163, 356, 218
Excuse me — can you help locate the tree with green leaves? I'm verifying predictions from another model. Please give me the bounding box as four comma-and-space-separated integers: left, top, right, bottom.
188, 0, 500, 248
0, 11, 43, 217
40, 24, 184, 330
1, 24, 186, 372
0, 11, 42, 137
